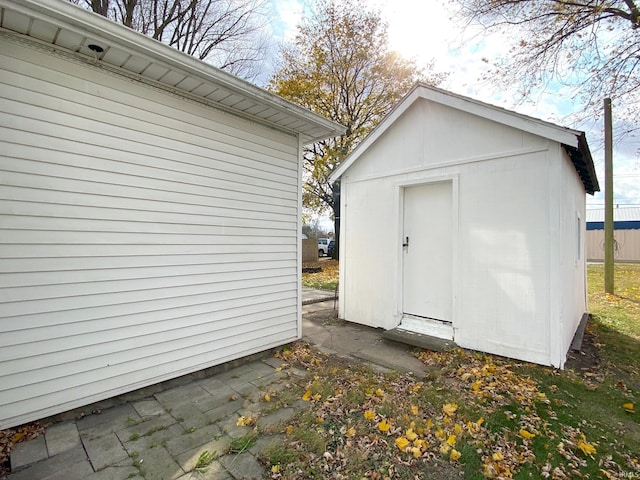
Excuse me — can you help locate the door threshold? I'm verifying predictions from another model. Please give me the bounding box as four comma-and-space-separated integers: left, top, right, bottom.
383, 327, 456, 352
400, 315, 454, 340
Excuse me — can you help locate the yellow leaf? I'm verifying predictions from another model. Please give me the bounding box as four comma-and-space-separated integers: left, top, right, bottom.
378, 419, 391, 432
439, 443, 450, 455
411, 446, 422, 458
623, 402, 635, 413
446, 434, 456, 446
406, 428, 418, 441
285, 425, 294, 435
476, 417, 484, 427
410, 404, 419, 415
454, 424, 463, 435
414, 438, 428, 449
519, 428, 535, 440
492, 452, 504, 462
395, 437, 410, 450
236, 416, 254, 426
435, 428, 446, 440
315, 416, 324, 424
345, 427, 356, 437
363, 410, 376, 420
443, 403, 458, 416
263, 393, 271, 402
271, 465, 281, 473
376, 388, 385, 397
313, 393, 322, 401
471, 380, 482, 392
302, 390, 312, 401
577, 435, 596, 457
450, 449, 461, 461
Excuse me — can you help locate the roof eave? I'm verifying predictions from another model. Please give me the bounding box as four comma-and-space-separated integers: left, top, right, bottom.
0, 0, 345, 142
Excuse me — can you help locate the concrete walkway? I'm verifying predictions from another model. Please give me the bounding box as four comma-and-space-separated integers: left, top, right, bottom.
7, 290, 428, 480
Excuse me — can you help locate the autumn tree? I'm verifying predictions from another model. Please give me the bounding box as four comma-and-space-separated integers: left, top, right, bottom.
269, 0, 444, 257
75, 0, 271, 79
455, 0, 640, 124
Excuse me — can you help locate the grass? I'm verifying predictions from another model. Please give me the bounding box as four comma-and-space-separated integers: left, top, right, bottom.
261, 263, 640, 479
588, 263, 640, 383
194, 450, 215, 473
301, 259, 339, 291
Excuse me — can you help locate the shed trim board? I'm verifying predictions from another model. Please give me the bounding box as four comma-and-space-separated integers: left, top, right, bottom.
0, 0, 344, 429
332, 84, 597, 369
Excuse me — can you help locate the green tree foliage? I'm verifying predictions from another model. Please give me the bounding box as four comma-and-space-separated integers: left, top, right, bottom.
269, 0, 444, 218
456, 0, 640, 124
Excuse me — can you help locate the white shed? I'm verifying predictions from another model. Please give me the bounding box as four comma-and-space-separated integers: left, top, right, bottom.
0, 0, 343, 429
330, 84, 599, 369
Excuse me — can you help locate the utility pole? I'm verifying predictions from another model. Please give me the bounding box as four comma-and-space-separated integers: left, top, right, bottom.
604, 98, 614, 294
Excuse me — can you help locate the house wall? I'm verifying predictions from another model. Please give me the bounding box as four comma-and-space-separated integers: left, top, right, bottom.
339, 98, 572, 366
0, 38, 301, 428
586, 229, 640, 262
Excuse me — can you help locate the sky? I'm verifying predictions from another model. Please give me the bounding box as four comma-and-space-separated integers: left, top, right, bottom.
266, 0, 639, 229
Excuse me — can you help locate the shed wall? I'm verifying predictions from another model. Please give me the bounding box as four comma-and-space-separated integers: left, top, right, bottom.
0, 39, 301, 428
554, 146, 588, 366
339, 99, 565, 366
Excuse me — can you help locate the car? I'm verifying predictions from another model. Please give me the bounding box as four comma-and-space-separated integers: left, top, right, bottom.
327, 240, 335, 257
317, 238, 329, 257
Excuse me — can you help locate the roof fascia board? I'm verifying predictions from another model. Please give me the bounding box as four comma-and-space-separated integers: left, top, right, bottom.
420, 86, 580, 148
1, 0, 344, 139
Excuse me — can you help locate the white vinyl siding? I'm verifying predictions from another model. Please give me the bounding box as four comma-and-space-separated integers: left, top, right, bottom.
0, 39, 301, 428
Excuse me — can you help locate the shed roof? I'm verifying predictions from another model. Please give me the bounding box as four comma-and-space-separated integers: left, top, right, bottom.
0, 0, 345, 144
586, 207, 640, 223
330, 83, 599, 194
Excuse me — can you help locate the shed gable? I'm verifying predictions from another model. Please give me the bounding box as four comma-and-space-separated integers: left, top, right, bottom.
343, 98, 550, 182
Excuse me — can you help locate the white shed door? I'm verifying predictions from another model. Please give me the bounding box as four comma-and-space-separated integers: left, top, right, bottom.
402, 182, 452, 322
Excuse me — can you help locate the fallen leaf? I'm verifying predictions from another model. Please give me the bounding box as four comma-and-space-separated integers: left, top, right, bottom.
519, 428, 535, 440
378, 419, 391, 432
443, 403, 458, 416
364, 410, 376, 420
302, 390, 312, 401
446, 434, 457, 446
450, 448, 461, 461
577, 435, 596, 457
236, 416, 254, 426
395, 437, 410, 450
345, 427, 356, 437
623, 402, 635, 413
